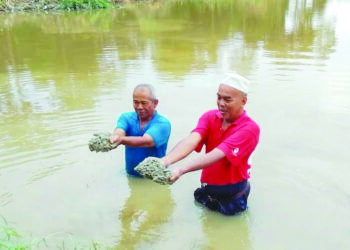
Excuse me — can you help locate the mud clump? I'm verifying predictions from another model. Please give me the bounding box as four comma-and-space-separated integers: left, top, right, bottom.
88, 132, 117, 152
135, 157, 173, 185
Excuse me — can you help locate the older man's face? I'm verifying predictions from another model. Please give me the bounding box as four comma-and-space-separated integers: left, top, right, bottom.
217, 84, 247, 123
133, 88, 158, 122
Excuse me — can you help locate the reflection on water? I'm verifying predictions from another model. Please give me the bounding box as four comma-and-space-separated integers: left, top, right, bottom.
0, 0, 334, 79
200, 212, 250, 250
116, 177, 174, 249
1, 0, 350, 249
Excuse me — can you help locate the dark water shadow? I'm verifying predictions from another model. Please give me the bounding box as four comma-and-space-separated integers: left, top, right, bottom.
115, 177, 174, 249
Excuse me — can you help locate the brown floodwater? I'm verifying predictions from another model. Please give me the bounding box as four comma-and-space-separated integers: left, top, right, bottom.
0, 0, 350, 249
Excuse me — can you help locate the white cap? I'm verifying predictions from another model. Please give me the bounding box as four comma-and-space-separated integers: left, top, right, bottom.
220, 73, 250, 95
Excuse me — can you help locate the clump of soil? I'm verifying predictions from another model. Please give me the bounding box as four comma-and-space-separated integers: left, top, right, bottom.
135, 157, 173, 185
88, 132, 116, 152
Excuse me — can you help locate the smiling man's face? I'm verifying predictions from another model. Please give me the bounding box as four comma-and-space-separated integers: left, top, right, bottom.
133, 87, 158, 122
217, 84, 247, 123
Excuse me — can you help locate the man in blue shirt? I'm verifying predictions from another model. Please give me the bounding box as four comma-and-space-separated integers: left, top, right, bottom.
110, 84, 171, 176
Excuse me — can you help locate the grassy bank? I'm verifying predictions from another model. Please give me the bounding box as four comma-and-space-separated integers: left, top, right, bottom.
0, 0, 122, 12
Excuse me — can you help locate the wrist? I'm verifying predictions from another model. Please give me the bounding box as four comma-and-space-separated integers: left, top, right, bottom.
162, 157, 170, 167
119, 136, 125, 145
178, 166, 186, 176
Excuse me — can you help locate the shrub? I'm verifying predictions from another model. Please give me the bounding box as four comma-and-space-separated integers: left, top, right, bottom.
59, 0, 111, 10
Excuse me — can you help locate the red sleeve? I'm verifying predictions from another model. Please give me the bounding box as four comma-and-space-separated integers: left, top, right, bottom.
216, 129, 258, 165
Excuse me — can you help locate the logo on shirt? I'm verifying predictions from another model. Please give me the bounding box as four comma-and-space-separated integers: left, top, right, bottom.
232, 147, 239, 156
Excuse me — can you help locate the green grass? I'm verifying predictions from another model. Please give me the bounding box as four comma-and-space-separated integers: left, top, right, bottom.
58, 0, 111, 10
0, 0, 115, 12
0, 217, 107, 250
0, 219, 41, 250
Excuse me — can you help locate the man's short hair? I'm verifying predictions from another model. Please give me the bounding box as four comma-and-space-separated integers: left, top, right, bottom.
134, 84, 157, 100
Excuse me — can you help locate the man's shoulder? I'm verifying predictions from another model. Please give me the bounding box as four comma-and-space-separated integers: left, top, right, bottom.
201, 109, 218, 116
243, 113, 259, 129
153, 112, 171, 125
240, 114, 260, 136
120, 111, 138, 120
200, 109, 220, 119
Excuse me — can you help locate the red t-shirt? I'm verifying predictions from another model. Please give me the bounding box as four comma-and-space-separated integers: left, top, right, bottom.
192, 109, 260, 185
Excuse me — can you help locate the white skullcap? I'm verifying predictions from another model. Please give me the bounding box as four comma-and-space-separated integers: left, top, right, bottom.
220, 73, 250, 95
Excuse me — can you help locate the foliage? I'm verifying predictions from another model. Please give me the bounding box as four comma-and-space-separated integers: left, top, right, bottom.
0, 218, 39, 250
0, 0, 59, 12
0, 218, 108, 249
0, 0, 115, 12
58, 0, 111, 10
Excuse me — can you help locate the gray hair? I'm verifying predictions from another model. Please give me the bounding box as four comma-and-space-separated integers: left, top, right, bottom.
134, 84, 157, 100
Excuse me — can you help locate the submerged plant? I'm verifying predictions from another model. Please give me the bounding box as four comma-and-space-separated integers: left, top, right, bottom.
88, 132, 117, 152
135, 157, 173, 185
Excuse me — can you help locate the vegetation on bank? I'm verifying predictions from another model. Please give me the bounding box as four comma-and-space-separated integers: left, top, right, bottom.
0, 220, 107, 249
0, 219, 40, 249
0, 0, 121, 12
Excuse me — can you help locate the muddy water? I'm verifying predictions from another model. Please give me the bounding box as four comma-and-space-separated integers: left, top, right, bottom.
1, 0, 350, 249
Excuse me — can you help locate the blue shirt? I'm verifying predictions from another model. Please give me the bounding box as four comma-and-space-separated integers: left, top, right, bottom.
116, 111, 171, 176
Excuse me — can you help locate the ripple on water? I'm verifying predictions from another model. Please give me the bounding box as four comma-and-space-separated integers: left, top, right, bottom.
0, 192, 12, 207
0, 106, 107, 187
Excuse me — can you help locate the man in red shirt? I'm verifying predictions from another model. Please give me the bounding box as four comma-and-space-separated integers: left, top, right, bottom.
162, 73, 260, 215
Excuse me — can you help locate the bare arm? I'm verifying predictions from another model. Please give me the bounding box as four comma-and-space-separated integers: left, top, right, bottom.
169, 148, 226, 182
120, 134, 155, 147
110, 128, 155, 148
110, 128, 126, 147
162, 132, 202, 167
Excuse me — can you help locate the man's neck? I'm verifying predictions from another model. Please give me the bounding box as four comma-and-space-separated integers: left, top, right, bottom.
139, 112, 156, 130
221, 110, 243, 130
222, 119, 231, 130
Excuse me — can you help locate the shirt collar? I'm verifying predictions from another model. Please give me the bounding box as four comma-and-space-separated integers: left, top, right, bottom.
215, 109, 247, 126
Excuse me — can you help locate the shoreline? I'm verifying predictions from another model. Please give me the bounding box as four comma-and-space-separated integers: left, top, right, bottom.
0, 0, 124, 13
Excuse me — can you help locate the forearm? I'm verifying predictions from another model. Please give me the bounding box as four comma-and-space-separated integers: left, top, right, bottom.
179, 148, 225, 174
162, 132, 201, 167
120, 135, 155, 148
111, 127, 155, 147
111, 128, 125, 138
169, 148, 226, 182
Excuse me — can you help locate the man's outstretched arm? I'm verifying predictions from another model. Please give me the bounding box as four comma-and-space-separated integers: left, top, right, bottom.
169, 148, 226, 182
119, 134, 155, 147
110, 128, 126, 148
111, 129, 155, 148
162, 132, 202, 167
